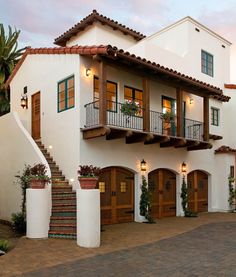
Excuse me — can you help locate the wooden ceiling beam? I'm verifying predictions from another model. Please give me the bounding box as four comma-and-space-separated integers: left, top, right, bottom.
126, 132, 150, 144
106, 129, 132, 140
82, 126, 110, 139
160, 137, 186, 148
187, 142, 212, 151
144, 134, 170, 145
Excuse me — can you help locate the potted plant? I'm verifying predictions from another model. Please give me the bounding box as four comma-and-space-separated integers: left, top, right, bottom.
78, 165, 101, 189
121, 100, 140, 117
29, 163, 50, 189
160, 111, 175, 123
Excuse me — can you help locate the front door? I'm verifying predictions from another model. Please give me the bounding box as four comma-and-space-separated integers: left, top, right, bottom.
32, 92, 41, 140
187, 170, 208, 212
98, 167, 134, 225
148, 169, 176, 218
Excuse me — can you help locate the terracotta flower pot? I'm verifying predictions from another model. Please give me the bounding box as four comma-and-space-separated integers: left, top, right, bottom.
79, 177, 98, 189
30, 179, 46, 189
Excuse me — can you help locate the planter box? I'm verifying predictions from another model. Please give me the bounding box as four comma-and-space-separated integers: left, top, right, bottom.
79, 177, 98, 189
30, 179, 46, 189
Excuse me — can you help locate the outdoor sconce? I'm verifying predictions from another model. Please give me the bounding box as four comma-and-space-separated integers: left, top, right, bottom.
20, 94, 28, 109
85, 68, 91, 77
189, 98, 194, 105
140, 159, 147, 172
181, 162, 187, 174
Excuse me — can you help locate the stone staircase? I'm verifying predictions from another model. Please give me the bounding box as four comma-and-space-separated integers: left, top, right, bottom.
35, 140, 76, 239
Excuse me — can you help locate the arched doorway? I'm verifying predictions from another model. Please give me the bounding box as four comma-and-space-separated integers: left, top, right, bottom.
148, 169, 176, 218
187, 170, 208, 212
98, 167, 134, 225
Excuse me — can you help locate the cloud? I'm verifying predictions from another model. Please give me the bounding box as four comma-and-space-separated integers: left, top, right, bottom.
0, 0, 169, 47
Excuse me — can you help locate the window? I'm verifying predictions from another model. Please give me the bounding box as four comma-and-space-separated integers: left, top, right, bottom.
58, 76, 74, 112
211, 107, 219, 126
93, 76, 117, 111
230, 166, 235, 178
124, 86, 143, 108
124, 86, 143, 116
201, 50, 214, 77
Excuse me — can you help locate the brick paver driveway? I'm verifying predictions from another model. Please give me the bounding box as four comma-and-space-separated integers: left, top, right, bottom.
18, 221, 236, 277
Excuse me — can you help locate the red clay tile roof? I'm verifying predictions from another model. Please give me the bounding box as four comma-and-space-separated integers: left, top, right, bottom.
224, 84, 236, 89
215, 145, 236, 154
54, 10, 146, 46
5, 45, 230, 102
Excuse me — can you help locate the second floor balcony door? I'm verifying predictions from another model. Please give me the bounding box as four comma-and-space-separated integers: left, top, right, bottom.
162, 96, 176, 136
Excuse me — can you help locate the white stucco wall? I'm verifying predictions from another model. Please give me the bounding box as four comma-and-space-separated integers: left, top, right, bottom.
0, 113, 51, 221
128, 18, 231, 89
66, 23, 137, 49
10, 54, 81, 185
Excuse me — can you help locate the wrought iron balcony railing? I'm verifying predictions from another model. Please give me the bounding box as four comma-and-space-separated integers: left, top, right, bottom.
84, 100, 204, 141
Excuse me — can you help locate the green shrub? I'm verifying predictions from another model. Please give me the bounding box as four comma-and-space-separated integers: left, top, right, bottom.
0, 240, 9, 252
140, 176, 155, 223
11, 212, 26, 234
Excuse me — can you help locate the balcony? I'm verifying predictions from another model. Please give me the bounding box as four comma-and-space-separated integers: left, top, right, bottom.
82, 100, 211, 151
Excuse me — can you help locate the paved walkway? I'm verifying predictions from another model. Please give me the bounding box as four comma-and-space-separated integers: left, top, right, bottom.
0, 213, 235, 276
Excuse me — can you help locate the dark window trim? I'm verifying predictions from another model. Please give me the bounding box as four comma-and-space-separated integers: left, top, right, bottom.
211, 107, 220, 126
201, 50, 214, 77
93, 76, 118, 112
57, 75, 75, 113
124, 85, 143, 118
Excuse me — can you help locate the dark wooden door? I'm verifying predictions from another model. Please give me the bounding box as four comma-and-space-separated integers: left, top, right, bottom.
148, 169, 176, 218
98, 167, 134, 225
187, 170, 208, 212
32, 92, 41, 139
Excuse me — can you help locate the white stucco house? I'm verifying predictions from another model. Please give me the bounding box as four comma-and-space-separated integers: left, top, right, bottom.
1, 10, 236, 239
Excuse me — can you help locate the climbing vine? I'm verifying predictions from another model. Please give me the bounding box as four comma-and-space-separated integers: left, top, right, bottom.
140, 176, 155, 223
180, 176, 197, 217
228, 177, 236, 211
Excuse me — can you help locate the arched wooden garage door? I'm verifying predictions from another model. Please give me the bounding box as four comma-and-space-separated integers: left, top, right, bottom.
98, 167, 134, 225
148, 169, 176, 218
187, 170, 208, 212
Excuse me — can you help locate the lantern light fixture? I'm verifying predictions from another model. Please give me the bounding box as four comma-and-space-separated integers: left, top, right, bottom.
140, 159, 147, 172
181, 162, 187, 174
85, 68, 91, 77
189, 98, 194, 105
21, 86, 28, 109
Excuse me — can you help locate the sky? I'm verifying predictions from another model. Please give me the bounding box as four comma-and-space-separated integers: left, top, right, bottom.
1, 0, 236, 81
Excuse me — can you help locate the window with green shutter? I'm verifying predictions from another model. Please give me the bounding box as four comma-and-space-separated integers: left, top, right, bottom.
58, 75, 75, 112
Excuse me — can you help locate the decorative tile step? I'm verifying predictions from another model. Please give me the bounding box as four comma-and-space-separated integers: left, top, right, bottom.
51, 176, 66, 181
52, 204, 76, 210
51, 211, 76, 217
50, 224, 76, 231
50, 218, 76, 224
50, 167, 61, 171
48, 233, 76, 239
52, 185, 71, 191
52, 191, 75, 196
52, 194, 76, 199
52, 198, 76, 204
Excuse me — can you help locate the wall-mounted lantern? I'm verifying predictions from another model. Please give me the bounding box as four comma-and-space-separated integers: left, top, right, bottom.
21, 86, 28, 109
181, 162, 187, 174
140, 159, 147, 172
85, 68, 92, 77
189, 98, 194, 105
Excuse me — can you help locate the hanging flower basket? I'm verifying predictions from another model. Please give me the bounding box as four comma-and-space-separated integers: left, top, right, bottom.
121, 100, 140, 116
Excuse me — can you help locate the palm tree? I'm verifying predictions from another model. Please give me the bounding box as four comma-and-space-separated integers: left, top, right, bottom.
0, 24, 25, 114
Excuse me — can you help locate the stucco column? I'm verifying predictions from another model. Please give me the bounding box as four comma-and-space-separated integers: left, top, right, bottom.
26, 188, 50, 238
77, 189, 100, 248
